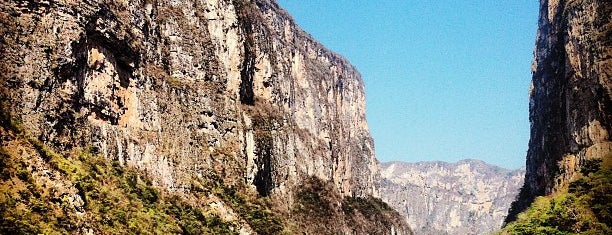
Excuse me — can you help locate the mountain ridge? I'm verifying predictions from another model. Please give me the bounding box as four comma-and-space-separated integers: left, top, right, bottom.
383, 159, 524, 171
381, 159, 524, 235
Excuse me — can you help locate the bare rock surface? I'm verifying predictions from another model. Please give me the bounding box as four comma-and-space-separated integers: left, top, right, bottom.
0, 0, 409, 233
506, 0, 611, 222
381, 160, 524, 235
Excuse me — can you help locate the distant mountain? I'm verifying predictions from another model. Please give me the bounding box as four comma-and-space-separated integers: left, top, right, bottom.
380, 159, 524, 235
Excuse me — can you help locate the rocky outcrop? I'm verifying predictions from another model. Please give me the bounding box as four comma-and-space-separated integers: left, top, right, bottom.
0, 0, 408, 233
506, 0, 612, 222
381, 160, 524, 235
0, 0, 372, 201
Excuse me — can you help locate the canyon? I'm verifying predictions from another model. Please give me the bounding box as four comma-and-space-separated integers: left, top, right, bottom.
1, 0, 610, 234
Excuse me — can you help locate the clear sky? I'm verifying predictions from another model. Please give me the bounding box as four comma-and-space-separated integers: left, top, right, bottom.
276, 0, 539, 169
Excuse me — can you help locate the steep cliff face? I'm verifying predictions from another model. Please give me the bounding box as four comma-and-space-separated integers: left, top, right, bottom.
380, 160, 524, 235
506, 0, 611, 223
0, 0, 408, 233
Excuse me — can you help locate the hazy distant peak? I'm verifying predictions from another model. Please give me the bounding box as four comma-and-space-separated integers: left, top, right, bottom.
380, 159, 525, 235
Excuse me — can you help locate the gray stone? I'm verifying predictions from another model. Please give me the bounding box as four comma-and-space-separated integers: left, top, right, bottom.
381, 160, 524, 235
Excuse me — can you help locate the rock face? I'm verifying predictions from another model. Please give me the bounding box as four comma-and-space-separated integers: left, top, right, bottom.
0, 0, 408, 233
380, 160, 524, 235
506, 0, 611, 222
1, 0, 373, 200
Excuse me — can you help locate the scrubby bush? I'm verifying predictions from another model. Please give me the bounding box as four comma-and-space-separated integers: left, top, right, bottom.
501, 157, 612, 235
0, 128, 238, 234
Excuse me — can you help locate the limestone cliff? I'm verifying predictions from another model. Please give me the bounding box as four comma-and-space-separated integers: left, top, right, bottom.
380, 160, 524, 235
0, 0, 408, 233
505, 0, 611, 223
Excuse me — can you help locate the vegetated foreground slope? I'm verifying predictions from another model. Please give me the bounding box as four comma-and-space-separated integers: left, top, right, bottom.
0, 0, 410, 233
501, 156, 611, 234
380, 160, 524, 235
502, 0, 611, 233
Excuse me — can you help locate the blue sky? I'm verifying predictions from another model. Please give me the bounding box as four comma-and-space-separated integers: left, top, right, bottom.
276, 0, 539, 169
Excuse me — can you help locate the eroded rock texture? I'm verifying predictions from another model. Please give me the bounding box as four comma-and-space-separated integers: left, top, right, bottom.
381, 160, 524, 235
506, 0, 611, 223
0, 0, 374, 200
0, 0, 408, 233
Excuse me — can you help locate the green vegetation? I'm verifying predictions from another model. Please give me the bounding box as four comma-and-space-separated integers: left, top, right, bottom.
0, 104, 404, 234
211, 181, 285, 235
501, 157, 612, 235
342, 195, 406, 233
0, 104, 291, 234
291, 177, 408, 235
0, 144, 239, 234
293, 177, 334, 218
342, 196, 394, 218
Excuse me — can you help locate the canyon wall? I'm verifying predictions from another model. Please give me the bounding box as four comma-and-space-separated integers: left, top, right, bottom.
0, 0, 408, 233
506, 0, 611, 222
0, 0, 376, 201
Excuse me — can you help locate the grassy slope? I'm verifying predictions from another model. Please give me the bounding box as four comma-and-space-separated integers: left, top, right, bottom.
499, 156, 612, 235
0, 105, 407, 234
0, 105, 287, 234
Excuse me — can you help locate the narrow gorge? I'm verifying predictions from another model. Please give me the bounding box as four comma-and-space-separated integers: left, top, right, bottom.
1, 0, 610, 234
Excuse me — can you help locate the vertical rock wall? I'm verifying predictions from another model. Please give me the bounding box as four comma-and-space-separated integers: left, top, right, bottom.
506, 0, 611, 222
0, 0, 378, 203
